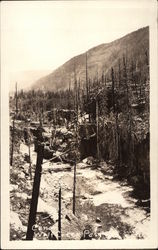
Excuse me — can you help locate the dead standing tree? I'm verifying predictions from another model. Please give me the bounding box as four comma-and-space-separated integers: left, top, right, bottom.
28, 140, 32, 180
15, 82, 18, 117
26, 125, 44, 240
72, 62, 79, 215
123, 55, 134, 172
10, 117, 15, 166
58, 187, 62, 240
111, 67, 120, 167
96, 96, 99, 160
95, 73, 103, 160
86, 52, 89, 103
85, 52, 91, 122
27, 127, 32, 180
24, 120, 32, 179
10, 82, 18, 166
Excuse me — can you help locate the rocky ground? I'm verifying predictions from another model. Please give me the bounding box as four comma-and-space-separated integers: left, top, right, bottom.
10, 124, 150, 240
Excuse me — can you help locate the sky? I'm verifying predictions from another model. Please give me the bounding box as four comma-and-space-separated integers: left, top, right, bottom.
1, 0, 155, 90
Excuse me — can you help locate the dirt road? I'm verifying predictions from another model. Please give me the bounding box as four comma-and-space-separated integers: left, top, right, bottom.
15, 141, 150, 240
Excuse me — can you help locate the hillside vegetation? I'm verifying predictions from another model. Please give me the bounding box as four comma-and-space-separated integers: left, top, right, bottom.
32, 27, 149, 91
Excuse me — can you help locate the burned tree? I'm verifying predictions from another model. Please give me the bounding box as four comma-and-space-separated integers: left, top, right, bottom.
58, 187, 62, 240
10, 118, 15, 166
72, 63, 79, 215
111, 67, 120, 167
85, 52, 89, 103
26, 143, 44, 240
122, 55, 134, 173
15, 82, 18, 117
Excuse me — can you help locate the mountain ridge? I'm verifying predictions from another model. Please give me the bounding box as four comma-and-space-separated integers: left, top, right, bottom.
32, 26, 149, 91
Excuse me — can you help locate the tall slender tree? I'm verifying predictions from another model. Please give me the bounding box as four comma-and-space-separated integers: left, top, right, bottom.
85, 52, 89, 102
26, 143, 44, 240
58, 187, 61, 240
15, 82, 18, 117
123, 55, 133, 172
96, 97, 99, 160
10, 117, 15, 166
111, 67, 120, 165
73, 61, 79, 215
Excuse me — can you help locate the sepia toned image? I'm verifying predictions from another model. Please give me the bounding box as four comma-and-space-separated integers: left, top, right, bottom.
1, 0, 158, 249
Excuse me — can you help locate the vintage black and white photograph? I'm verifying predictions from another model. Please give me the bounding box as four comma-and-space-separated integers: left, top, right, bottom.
1, 0, 158, 248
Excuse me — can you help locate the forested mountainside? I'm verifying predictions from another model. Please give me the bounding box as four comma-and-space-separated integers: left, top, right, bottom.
32, 26, 149, 91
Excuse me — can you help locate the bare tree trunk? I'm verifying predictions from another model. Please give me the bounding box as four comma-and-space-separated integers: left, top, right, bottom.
26, 143, 44, 240
86, 52, 88, 102
73, 64, 78, 215
15, 82, 18, 118
111, 67, 120, 166
39, 113, 43, 127
10, 118, 15, 166
123, 55, 133, 172
85, 52, 91, 122
111, 67, 115, 112
131, 59, 138, 101
78, 78, 82, 116
115, 111, 120, 167
73, 111, 78, 214
58, 187, 61, 240
96, 98, 99, 160
28, 140, 32, 180
73, 162, 76, 215
69, 79, 71, 92
118, 60, 121, 89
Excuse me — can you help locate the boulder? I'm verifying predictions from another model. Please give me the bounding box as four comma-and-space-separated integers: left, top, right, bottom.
82, 156, 95, 165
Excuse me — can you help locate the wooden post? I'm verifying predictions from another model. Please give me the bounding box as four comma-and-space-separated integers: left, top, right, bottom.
26, 143, 44, 240
10, 118, 15, 166
96, 98, 99, 160
58, 187, 61, 240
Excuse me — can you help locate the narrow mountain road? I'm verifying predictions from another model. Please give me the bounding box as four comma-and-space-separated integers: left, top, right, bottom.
18, 142, 150, 240
75, 163, 150, 239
